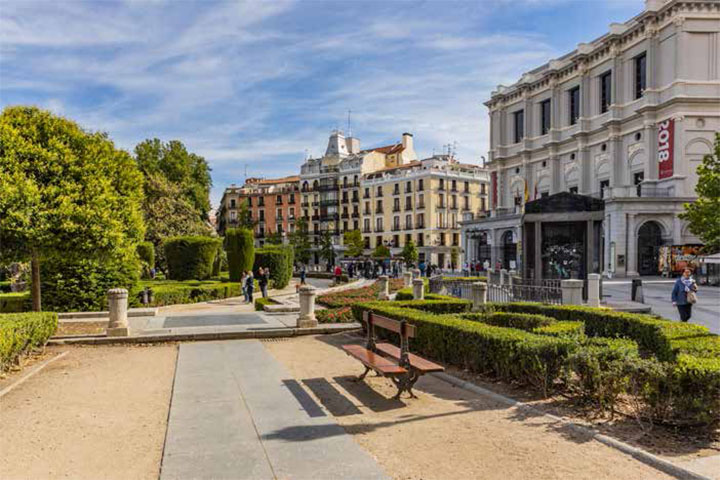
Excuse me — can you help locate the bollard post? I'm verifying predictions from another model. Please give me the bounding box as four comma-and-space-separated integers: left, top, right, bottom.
471, 282, 488, 312
403, 271, 413, 288
412, 278, 425, 300
631, 278, 644, 303
297, 285, 318, 328
561, 280, 584, 305
500, 269, 508, 286
378, 275, 390, 300
587, 274, 601, 307
508, 270, 517, 287
107, 288, 130, 337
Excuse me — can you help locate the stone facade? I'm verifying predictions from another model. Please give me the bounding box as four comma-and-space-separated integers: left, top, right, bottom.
463, 0, 720, 277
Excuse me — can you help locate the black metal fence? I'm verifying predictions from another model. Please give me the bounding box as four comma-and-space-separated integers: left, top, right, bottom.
428, 276, 475, 300
487, 283, 562, 305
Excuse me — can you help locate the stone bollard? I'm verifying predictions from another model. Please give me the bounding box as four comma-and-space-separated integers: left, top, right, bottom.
412, 268, 421, 280
508, 270, 517, 287
297, 285, 318, 328
500, 269, 508, 286
378, 275, 390, 300
107, 288, 130, 337
471, 282, 488, 312
403, 271, 413, 288
412, 278, 425, 300
587, 274, 601, 307
561, 279, 584, 306
632, 279, 644, 303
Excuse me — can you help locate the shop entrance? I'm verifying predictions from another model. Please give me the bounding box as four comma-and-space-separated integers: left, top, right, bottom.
638, 221, 663, 276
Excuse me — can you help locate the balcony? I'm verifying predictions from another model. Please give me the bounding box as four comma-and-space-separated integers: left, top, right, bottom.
316, 184, 339, 192
288, 198, 296, 205
276, 215, 283, 221
417, 223, 425, 229
375, 227, 384, 233
276, 200, 283, 205
301, 202, 310, 207
392, 207, 401, 213
375, 208, 384, 214
312, 215, 320, 221
352, 212, 360, 218
320, 199, 337, 207
437, 204, 446, 209
376, 192, 383, 198
364, 210, 371, 215
450, 205, 458, 210
405, 204, 412, 211
393, 189, 400, 196
311, 201, 320, 207
391, 226, 401, 232
363, 193, 371, 199
341, 197, 349, 204
405, 224, 412, 230
363, 228, 372, 233
352, 196, 359, 203
341, 213, 349, 219
417, 203, 425, 209
319, 213, 339, 221
405, 187, 412, 193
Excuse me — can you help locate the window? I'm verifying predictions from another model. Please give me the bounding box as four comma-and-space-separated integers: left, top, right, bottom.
289, 193, 295, 204
417, 213, 424, 229
634, 171, 644, 196
258, 197, 264, 206
364, 237, 370, 248
353, 220, 358, 230
418, 179, 424, 190
417, 233, 424, 247
418, 193, 425, 208
634, 52, 647, 99
569, 86, 580, 125
393, 235, 400, 247
438, 194, 445, 208
376, 200, 383, 213
481, 198, 486, 211
599, 180, 610, 198
276, 195, 282, 204
451, 180, 457, 192
230, 199, 236, 208
540, 99, 551, 135
600, 71, 612, 113
376, 236, 382, 247
289, 207, 295, 218
276, 208, 282, 219
364, 202, 370, 214
343, 177, 348, 187
569, 186, 578, 194
364, 219, 370, 232
247, 197, 252, 207
343, 221, 348, 231
393, 217, 400, 230
406, 234, 412, 245
259, 210, 265, 221
393, 198, 400, 212
463, 197, 469, 209
481, 184, 486, 195
393, 183, 400, 195
439, 179, 445, 191
364, 188, 370, 198
230, 210, 237, 220
405, 196, 412, 210
377, 186, 383, 196
375, 217, 383, 231
513, 109, 525, 143
405, 214, 412, 229
464, 181, 469, 193
451, 195, 457, 209
406, 181, 412, 193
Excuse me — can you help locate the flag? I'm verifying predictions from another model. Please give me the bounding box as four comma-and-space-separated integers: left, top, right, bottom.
523, 178, 529, 203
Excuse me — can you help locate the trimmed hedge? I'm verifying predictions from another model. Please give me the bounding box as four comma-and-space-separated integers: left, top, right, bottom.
164, 236, 222, 281
137, 241, 155, 269
254, 297, 277, 311
534, 321, 584, 338
0, 281, 11, 293
0, 292, 30, 313
130, 280, 242, 307
226, 228, 255, 282
0, 312, 57, 371
254, 245, 293, 289
461, 312, 555, 331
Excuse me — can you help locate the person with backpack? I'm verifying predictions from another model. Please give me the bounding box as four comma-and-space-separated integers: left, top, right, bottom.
671, 268, 698, 322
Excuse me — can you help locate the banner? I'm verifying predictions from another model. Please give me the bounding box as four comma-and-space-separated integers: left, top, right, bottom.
658, 118, 674, 179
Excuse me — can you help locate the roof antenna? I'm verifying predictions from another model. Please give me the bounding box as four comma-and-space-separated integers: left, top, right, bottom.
244, 163, 247, 182
347, 109, 352, 137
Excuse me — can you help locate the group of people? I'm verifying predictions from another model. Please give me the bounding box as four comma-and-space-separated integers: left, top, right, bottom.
240, 267, 271, 303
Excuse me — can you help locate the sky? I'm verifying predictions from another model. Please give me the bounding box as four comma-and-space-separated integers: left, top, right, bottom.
0, 0, 643, 208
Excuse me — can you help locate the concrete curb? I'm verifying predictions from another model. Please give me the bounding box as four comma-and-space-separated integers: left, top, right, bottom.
47, 323, 362, 346
433, 372, 711, 480
58, 308, 157, 320
0, 351, 70, 398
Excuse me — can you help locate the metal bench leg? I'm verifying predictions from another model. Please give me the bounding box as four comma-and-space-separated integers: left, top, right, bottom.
406, 371, 420, 399
355, 366, 371, 382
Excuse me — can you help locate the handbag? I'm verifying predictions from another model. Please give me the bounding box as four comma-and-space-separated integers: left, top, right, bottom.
686, 290, 697, 304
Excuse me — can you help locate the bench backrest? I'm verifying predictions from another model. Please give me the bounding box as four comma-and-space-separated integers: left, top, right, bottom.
366, 312, 416, 338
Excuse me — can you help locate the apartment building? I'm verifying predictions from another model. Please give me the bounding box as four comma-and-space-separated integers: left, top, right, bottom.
216, 176, 300, 245
462, 0, 720, 278
362, 155, 489, 268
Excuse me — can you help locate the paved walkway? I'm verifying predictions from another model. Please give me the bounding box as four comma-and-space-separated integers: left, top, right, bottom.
160, 340, 388, 480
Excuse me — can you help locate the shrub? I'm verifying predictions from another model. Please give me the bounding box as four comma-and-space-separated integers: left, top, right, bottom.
0, 292, 31, 313
132, 280, 242, 307
254, 245, 293, 289
40, 257, 138, 312
212, 248, 227, 277
254, 297, 277, 311
225, 228, 255, 281
534, 321, 584, 338
316, 307, 354, 323
137, 242, 155, 269
395, 287, 413, 300
667, 354, 720, 426
164, 236, 222, 281
0, 281, 11, 293
0, 312, 57, 371
461, 312, 555, 331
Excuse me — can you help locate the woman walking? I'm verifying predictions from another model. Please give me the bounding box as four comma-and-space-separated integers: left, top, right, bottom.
671, 268, 698, 322
244, 270, 255, 303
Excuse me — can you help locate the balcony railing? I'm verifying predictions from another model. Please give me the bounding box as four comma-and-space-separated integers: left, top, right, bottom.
375, 208, 384, 214
375, 227, 384, 233
391, 226, 401, 232
352, 196, 359, 203
341, 213, 349, 219
392, 207, 401, 212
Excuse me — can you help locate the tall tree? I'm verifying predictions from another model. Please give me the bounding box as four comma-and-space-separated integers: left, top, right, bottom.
343, 230, 365, 257
0, 106, 145, 310
681, 133, 720, 253
288, 217, 311, 265
400, 240, 419, 267
319, 230, 335, 266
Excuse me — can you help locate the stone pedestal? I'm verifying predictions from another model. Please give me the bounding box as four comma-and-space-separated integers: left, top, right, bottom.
500, 269, 508, 286
403, 271, 412, 287
107, 288, 130, 337
377, 275, 390, 300
412, 269, 421, 280
561, 280, 584, 306
297, 285, 318, 328
471, 282, 488, 312
587, 274, 601, 307
412, 278, 424, 300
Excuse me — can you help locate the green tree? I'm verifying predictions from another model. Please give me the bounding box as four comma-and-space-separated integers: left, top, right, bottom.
400, 240, 419, 267
0, 106, 145, 311
319, 230, 335, 265
681, 133, 720, 253
225, 228, 255, 281
343, 230, 365, 257
265, 231, 283, 245
288, 217, 312, 265
372, 244, 391, 259
450, 246, 460, 271
236, 199, 256, 230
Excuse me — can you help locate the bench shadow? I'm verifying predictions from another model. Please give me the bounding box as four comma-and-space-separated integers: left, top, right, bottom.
282, 379, 326, 418
332, 375, 406, 413
301, 378, 362, 417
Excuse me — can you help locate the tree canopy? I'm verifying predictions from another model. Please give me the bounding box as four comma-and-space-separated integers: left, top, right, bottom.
0, 106, 145, 309
343, 230, 365, 257
400, 240, 419, 267
288, 217, 311, 265
681, 133, 720, 253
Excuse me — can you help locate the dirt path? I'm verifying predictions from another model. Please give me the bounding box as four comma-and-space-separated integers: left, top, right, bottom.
264, 334, 672, 480
0, 344, 176, 480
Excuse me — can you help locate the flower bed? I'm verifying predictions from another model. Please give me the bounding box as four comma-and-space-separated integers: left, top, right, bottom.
316, 306, 354, 323
316, 278, 405, 308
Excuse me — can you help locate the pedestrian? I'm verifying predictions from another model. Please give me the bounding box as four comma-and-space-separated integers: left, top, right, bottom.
245, 270, 255, 303
300, 266, 307, 285
334, 264, 342, 284
672, 268, 698, 322
348, 263, 354, 279
241, 270, 248, 301
259, 267, 269, 298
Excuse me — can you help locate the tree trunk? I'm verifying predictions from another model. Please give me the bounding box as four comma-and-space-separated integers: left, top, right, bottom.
31, 253, 41, 312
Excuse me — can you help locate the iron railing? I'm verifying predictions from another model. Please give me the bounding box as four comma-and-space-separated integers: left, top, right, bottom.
487, 283, 562, 304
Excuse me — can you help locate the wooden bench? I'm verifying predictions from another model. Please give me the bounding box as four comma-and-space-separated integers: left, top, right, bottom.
342, 311, 444, 399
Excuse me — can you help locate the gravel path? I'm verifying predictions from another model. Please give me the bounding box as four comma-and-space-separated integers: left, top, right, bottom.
0, 345, 176, 480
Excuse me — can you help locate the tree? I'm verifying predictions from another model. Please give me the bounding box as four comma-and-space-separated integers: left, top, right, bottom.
681, 133, 720, 253
400, 240, 419, 267
319, 230, 335, 266
225, 228, 255, 281
288, 217, 312, 265
0, 106, 145, 310
343, 230, 365, 258
265, 231, 283, 245
236, 199, 256, 230
450, 246, 460, 271
372, 244, 391, 259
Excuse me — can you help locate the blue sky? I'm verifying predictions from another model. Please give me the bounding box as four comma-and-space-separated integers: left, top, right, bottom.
1, 0, 642, 207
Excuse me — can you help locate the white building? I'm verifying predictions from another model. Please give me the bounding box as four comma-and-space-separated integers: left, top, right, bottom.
463, 0, 720, 278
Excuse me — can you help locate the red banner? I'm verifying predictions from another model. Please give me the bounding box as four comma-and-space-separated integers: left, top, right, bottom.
658, 118, 674, 179
491, 171, 497, 209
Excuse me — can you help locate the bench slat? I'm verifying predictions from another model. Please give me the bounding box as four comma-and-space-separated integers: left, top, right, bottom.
367, 314, 416, 338
342, 345, 407, 375
375, 343, 445, 373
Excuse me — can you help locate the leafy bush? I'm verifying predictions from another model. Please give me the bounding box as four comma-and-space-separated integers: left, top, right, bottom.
254, 245, 293, 289
225, 228, 255, 281
130, 280, 242, 307
40, 257, 138, 312
212, 248, 227, 277
137, 241, 155, 269
164, 236, 221, 281
0, 281, 11, 293
316, 307, 354, 323
254, 297, 277, 311
534, 321, 584, 338
0, 312, 57, 371
395, 287, 413, 300
461, 312, 555, 331
667, 354, 720, 425
0, 292, 30, 313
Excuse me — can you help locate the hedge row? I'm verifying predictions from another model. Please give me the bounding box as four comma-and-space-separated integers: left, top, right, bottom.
0, 312, 58, 371
226, 228, 255, 282
461, 312, 555, 331
130, 281, 242, 307
164, 236, 222, 281
0, 292, 31, 313
254, 245, 293, 289
254, 297, 277, 311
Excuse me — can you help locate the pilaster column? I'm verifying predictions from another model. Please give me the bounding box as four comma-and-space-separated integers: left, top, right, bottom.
578, 145, 591, 194
610, 130, 624, 188
550, 156, 561, 194
645, 118, 659, 181
626, 214, 639, 277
